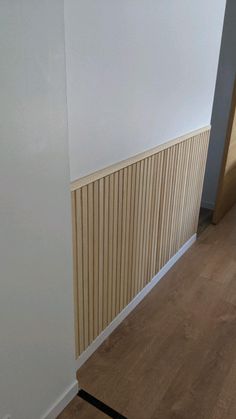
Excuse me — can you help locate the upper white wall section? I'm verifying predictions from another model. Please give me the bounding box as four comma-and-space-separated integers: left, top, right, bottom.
65, 0, 226, 181
0, 1, 76, 418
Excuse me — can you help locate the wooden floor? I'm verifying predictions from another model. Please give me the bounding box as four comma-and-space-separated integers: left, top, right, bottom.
59, 205, 236, 419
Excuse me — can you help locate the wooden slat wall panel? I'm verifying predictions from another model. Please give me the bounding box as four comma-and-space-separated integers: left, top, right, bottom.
71, 128, 210, 357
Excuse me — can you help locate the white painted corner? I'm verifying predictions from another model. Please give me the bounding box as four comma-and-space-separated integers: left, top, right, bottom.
41, 380, 79, 419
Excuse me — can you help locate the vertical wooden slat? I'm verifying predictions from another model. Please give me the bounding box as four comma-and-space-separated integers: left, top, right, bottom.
143, 156, 154, 285
98, 178, 104, 334
81, 186, 89, 349
149, 152, 163, 279
116, 170, 123, 316
108, 174, 114, 324
112, 172, 119, 319
103, 176, 109, 328
163, 146, 177, 266
75, 189, 84, 353
73, 129, 210, 358
137, 159, 146, 293
120, 168, 128, 311
146, 155, 157, 283
168, 144, 180, 258
181, 139, 195, 245
128, 164, 136, 302
172, 142, 187, 255
71, 191, 79, 357
178, 139, 192, 249
93, 181, 99, 338
157, 148, 170, 271
124, 165, 132, 306
131, 162, 141, 298
88, 183, 94, 343
139, 158, 148, 290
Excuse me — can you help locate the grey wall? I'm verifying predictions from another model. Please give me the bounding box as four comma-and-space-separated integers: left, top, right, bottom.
202, 0, 236, 209
0, 1, 77, 418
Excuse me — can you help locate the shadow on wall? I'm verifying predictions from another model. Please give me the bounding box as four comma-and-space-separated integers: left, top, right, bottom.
202, 0, 236, 210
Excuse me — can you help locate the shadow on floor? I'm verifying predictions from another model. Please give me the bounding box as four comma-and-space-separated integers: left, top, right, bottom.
197, 207, 213, 235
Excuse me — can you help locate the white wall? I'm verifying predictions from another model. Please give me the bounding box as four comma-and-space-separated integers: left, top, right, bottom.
65, 0, 226, 181
0, 1, 77, 418
202, 0, 236, 209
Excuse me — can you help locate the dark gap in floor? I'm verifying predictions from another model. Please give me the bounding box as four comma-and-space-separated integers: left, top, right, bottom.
78, 389, 128, 419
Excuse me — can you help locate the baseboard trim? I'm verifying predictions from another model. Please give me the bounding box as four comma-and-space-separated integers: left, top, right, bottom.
41, 380, 79, 419
75, 234, 197, 370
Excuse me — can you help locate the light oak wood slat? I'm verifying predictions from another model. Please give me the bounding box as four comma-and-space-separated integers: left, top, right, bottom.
178, 139, 192, 249
127, 164, 136, 302
164, 146, 178, 266
103, 176, 109, 329
169, 145, 179, 260
157, 148, 170, 271
108, 174, 114, 324
98, 178, 104, 334
140, 158, 149, 290
138, 159, 147, 293
93, 181, 99, 338
142, 156, 154, 286
131, 162, 141, 299
163, 147, 173, 268
169, 143, 183, 258
181, 140, 195, 246
75, 189, 85, 353
120, 168, 128, 311
133, 161, 141, 296
116, 170, 123, 316
174, 142, 187, 254
88, 183, 94, 343
186, 138, 198, 243
154, 154, 163, 275
112, 172, 119, 319
150, 153, 163, 279
125, 165, 132, 305
122, 166, 130, 307
146, 155, 156, 283
71, 191, 79, 358
72, 128, 210, 358
81, 186, 89, 349
146, 155, 158, 282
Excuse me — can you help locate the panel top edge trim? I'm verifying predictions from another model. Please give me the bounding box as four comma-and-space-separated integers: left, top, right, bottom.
70, 125, 211, 191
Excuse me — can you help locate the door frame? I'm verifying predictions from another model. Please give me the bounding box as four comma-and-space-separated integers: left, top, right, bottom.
213, 77, 236, 224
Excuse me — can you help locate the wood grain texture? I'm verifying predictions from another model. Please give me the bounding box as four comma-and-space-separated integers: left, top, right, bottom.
71, 128, 210, 358
214, 80, 236, 224
59, 204, 236, 419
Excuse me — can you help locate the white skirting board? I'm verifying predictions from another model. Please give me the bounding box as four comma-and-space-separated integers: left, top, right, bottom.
41, 380, 79, 419
76, 233, 197, 370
